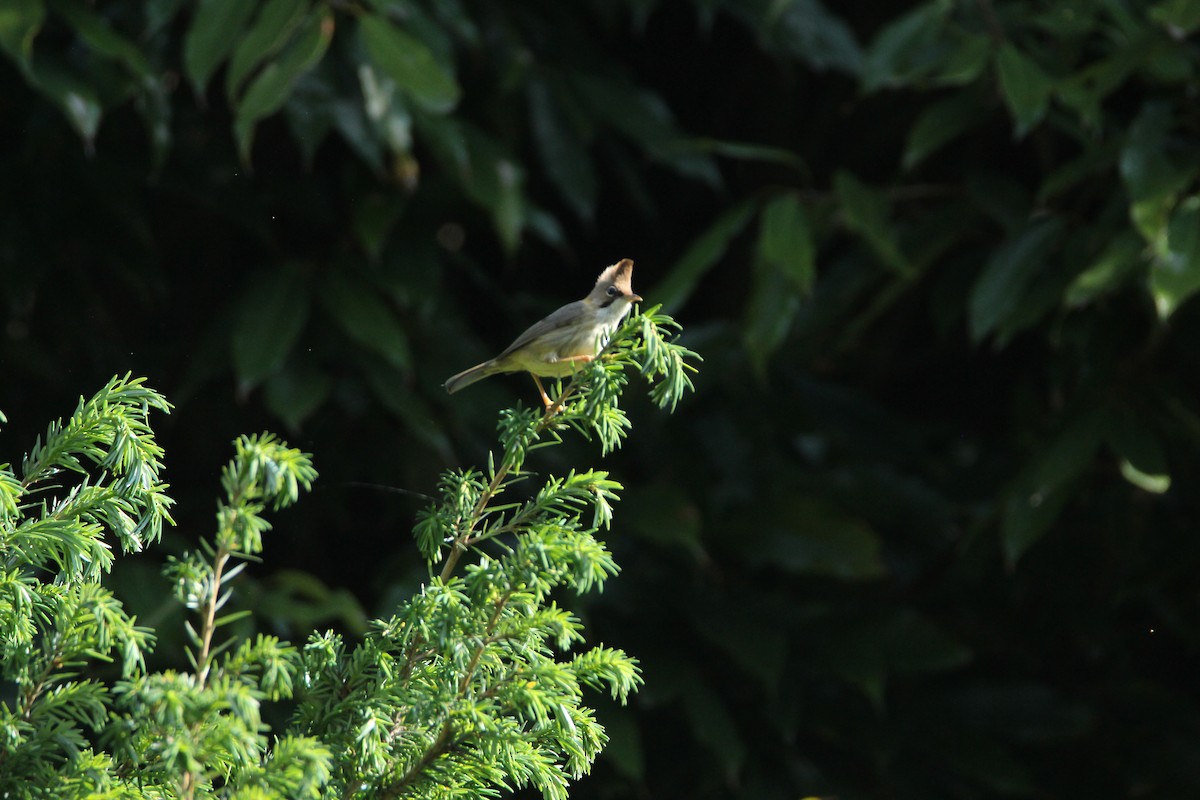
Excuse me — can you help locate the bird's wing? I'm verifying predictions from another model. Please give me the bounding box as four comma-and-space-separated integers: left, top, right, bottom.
494, 300, 585, 360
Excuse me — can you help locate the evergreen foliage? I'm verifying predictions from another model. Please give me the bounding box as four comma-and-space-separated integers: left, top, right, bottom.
5, 1, 1200, 798
0, 314, 695, 797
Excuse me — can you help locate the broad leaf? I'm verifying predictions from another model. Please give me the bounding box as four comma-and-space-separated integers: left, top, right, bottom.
0, 0, 44, 67
1001, 404, 1104, 563
834, 170, 909, 274
264, 362, 332, 432
319, 271, 412, 371
1065, 230, 1145, 307
225, 0, 310, 101
653, 200, 756, 313
184, 0, 257, 96
26, 56, 102, 147
1120, 101, 1197, 247
860, 2, 947, 90
968, 218, 1063, 344
994, 43, 1054, 137
1151, 195, 1200, 318
744, 249, 802, 376
757, 193, 816, 293
757, 0, 863, 74
1150, 0, 1200, 35
903, 90, 986, 170
528, 77, 597, 223
750, 495, 886, 580
231, 269, 312, 389
1104, 406, 1170, 493
51, 0, 152, 79
234, 7, 333, 163
359, 14, 460, 114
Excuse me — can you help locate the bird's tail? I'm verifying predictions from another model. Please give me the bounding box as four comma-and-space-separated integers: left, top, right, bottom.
444, 361, 500, 394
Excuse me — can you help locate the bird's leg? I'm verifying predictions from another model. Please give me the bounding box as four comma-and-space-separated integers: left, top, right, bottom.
534, 355, 596, 415
531, 374, 553, 410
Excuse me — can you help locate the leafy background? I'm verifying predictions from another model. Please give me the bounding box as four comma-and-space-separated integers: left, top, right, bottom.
4, 0, 1200, 797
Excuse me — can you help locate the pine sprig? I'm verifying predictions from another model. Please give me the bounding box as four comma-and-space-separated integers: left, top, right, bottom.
0, 377, 172, 794
115, 433, 320, 798
0, 306, 697, 798
299, 308, 696, 798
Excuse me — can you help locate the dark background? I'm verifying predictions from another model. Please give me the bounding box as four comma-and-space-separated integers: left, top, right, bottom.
4, 1, 1200, 797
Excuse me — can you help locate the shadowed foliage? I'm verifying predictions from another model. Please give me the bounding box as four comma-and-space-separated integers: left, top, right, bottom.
4, 1, 1200, 797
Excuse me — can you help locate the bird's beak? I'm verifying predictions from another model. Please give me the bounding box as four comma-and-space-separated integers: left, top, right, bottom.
630, 293, 643, 303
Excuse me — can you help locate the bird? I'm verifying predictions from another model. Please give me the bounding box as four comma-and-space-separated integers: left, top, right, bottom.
444, 258, 642, 408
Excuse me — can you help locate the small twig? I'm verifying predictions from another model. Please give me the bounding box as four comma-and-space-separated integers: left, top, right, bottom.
379, 723, 454, 800
194, 546, 230, 688
437, 395, 568, 582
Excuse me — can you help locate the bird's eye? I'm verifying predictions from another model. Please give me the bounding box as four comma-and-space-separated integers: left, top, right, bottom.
606, 286, 620, 297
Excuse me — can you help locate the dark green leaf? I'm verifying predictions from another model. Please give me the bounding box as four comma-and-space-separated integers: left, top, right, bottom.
801, 613, 888, 704
0, 0, 44, 67
902, 90, 986, 170
1151, 195, 1200, 318
932, 30, 989, 85
264, 362, 332, 432
942, 683, 1094, 743
1150, 0, 1200, 35
284, 68, 339, 169
48, 0, 168, 158
1056, 47, 1140, 130
453, 125, 525, 255
234, 7, 332, 163
1065, 230, 1145, 307
1120, 101, 1198, 246
286, 65, 386, 173
694, 600, 788, 692
623, 484, 703, 551
230, 269, 312, 389
256, 569, 371, 635
183, 0, 257, 96
653, 199, 756, 313
694, 138, 808, 171
833, 170, 909, 274
804, 609, 971, 700
572, 72, 719, 186
528, 77, 596, 223
596, 707, 643, 781
1105, 406, 1169, 492
860, 2, 946, 90
26, 56, 102, 146
351, 192, 407, 264
359, 14, 460, 114
966, 169, 1033, 232
144, 0, 188, 38
1037, 139, 1121, 202
358, 61, 414, 154
1120, 101, 1186, 203
968, 218, 1063, 343
1118, 461, 1171, 494
682, 678, 745, 781
320, 271, 412, 371
225, 0, 310, 101
50, 0, 151, 78
880, 609, 973, 674
1002, 405, 1104, 563
364, 365, 451, 458
994, 43, 1054, 137
758, 0, 862, 74
751, 496, 885, 580
757, 193, 816, 293
743, 247, 802, 376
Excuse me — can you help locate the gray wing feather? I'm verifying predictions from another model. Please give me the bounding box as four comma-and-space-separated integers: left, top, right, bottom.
495, 300, 584, 359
